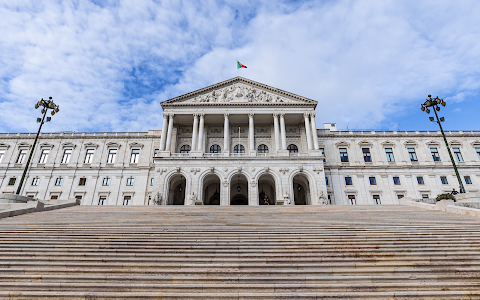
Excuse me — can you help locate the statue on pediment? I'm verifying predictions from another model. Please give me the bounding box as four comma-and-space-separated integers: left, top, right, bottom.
234, 84, 244, 99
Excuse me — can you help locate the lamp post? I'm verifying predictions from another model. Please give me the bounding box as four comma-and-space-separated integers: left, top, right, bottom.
16, 97, 60, 195
420, 95, 465, 194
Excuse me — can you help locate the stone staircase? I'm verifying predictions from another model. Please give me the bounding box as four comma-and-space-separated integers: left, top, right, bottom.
0, 205, 479, 299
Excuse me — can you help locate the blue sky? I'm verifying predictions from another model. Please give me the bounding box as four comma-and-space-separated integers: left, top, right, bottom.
1, 0, 480, 133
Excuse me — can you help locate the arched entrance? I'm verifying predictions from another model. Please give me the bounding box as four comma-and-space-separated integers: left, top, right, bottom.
168, 174, 186, 205
293, 173, 310, 205
258, 173, 276, 205
230, 173, 248, 205
203, 174, 221, 205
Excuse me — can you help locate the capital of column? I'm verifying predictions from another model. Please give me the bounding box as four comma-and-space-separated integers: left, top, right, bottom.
163, 113, 169, 119
224, 113, 229, 119
310, 112, 316, 118
193, 113, 199, 117
279, 113, 285, 118
273, 113, 279, 118
303, 112, 310, 119
249, 113, 254, 118
168, 113, 175, 120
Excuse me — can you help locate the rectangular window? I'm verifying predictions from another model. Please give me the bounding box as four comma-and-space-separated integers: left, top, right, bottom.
98, 196, 106, 205
476, 148, 480, 160
123, 196, 131, 205
79, 178, 87, 186
440, 176, 448, 184
393, 176, 401, 185
345, 177, 353, 185
369, 177, 377, 185
373, 195, 381, 205
464, 176, 472, 184
84, 149, 94, 164
102, 177, 110, 186
325, 177, 329, 186
17, 149, 27, 164
422, 194, 429, 199
8, 177, 16, 186
107, 149, 117, 164
150, 178, 154, 186
417, 176, 424, 185
430, 148, 440, 161
362, 148, 372, 162
397, 194, 404, 200
148, 195, 152, 205
339, 148, 349, 162
348, 195, 356, 205
75, 195, 83, 201
126, 177, 134, 186
130, 149, 140, 164
61, 149, 72, 164
31, 177, 39, 186
154, 149, 159, 157
320, 148, 326, 162
39, 149, 49, 164
385, 148, 395, 162
408, 148, 418, 161
453, 148, 463, 162
0, 150, 5, 163
50, 195, 58, 200
55, 178, 63, 186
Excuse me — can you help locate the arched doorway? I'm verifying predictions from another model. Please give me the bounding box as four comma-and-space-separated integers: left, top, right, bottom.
230, 173, 248, 205
293, 173, 310, 205
258, 173, 276, 205
203, 174, 221, 205
168, 174, 186, 205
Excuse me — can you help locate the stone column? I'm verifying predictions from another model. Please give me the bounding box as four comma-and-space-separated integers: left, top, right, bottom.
165, 114, 174, 152
224, 113, 229, 155
280, 113, 287, 150
249, 113, 255, 153
273, 113, 280, 151
197, 114, 205, 153
191, 114, 199, 151
310, 113, 319, 150
304, 113, 313, 150
159, 114, 169, 151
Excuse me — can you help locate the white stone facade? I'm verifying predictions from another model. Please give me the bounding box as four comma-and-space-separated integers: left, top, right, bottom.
1, 77, 479, 206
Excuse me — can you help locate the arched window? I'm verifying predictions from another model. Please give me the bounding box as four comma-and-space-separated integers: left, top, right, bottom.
287, 144, 298, 153
180, 145, 191, 153
210, 144, 221, 153
234, 144, 245, 153
257, 144, 269, 153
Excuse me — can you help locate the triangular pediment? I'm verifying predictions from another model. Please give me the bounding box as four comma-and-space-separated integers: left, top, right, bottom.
161, 77, 317, 108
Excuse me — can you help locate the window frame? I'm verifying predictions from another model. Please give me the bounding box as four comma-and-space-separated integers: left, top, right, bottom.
107, 149, 117, 164
453, 148, 463, 162
0, 150, 5, 163
31, 177, 39, 186
126, 177, 135, 186
476, 148, 480, 160
385, 148, 395, 162
16, 149, 28, 164
78, 177, 87, 186
464, 176, 472, 184
362, 148, 372, 162
98, 196, 106, 205
150, 178, 154, 186
325, 177, 329, 186
407, 148, 418, 162
234, 144, 245, 153
257, 144, 269, 153
130, 148, 140, 163
38, 149, 50, 164
345, 176, 353, 185
102, 177, 111, 186
339, 148, 348, 162
123, 195, 132, 205
348, 195, 356, 205
55, 177, 63, 186
440, 176, 448, 185
209, 144, 221, 153
287, 144, 298, 153
369, 177, 377, 185
373, 195, 381, 205
61, 149, 73, 164
430, 147, 441, 161
393, 176, 401, 185
8, 177, 16, 186
417, 176, 425, 185
180, 145, 191, 154
84, 149, 95, 164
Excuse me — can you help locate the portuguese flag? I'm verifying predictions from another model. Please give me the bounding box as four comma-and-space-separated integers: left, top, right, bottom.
237, 61, 247, 69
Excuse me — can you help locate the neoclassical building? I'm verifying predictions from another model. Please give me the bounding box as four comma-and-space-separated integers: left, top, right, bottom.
1, 77, 479, 205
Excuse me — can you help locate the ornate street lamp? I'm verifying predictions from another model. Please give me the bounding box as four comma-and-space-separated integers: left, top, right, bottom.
16, 97, 60, 195
421, 95, 465, 193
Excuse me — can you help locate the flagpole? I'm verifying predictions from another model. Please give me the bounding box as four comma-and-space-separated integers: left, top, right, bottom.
236, 61, 238, 77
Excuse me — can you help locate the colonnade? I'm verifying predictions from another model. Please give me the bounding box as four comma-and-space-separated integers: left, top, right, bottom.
158, 112, 319, 153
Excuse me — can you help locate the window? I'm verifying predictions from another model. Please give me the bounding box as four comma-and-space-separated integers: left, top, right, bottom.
0, 150, 5, 163
39, 149, 49, 163
385, 148, 395, 162
476, 148, 480, 160
154, 149, 159, 157
102, 177, 110, 186
130, 149, 140, 163
440, 176, 448, 185
61, 149, 72, 164
369, 177, 377, 185
373, 195, 381, 205
8, 178, 16, 186
210, 144, 221, 153
126, 177, 135, 186
17, 149, 27, 164
345, 177, 353, 185
408, 148, 418, 161
339, 148, 348, 162
79, 178, 87, 186
430, 148, 440, 161
348, 195, 356, 205
55, 177, 63, 186
417, 176, 424, 185
50, 195, 58, 200
234, 144, 245, 153
287, 144, 298, 153
422, 194, 429, 199
362, 148, 371, 162
453, 148, 463, 162
150, 178, 154, 186
31, 177, 39, 186
148, 195, 152, 205
180, 145, 191, 153
325, 177, 329, 186
107, 149, 117, 164
257, 144, 268, 153
123, 196, 131, 205
98, 196, 106, 205
393, 176, 400, 185
84, 149, 94, 164
319, 148, 325, 162
397, 194, 404, 200
464, 176, 472, 184
75, 195, 83, 201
